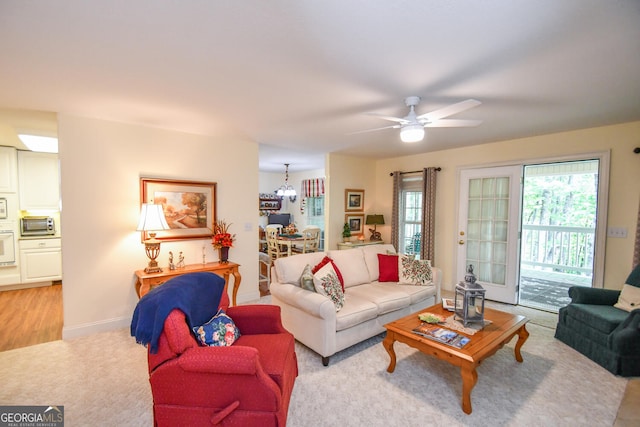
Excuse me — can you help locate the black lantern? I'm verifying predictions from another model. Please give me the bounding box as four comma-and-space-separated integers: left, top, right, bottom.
454, 265, 486, 326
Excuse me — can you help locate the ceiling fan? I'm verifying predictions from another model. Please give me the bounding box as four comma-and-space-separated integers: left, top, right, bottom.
352, 96, 482, 143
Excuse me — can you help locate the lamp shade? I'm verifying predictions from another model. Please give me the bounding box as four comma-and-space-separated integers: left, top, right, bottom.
400, 124, 425, 143
137, 203, 170, 231
365, 214, 385, 225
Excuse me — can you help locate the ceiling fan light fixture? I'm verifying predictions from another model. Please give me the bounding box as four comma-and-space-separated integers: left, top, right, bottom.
400, 124, 425, 143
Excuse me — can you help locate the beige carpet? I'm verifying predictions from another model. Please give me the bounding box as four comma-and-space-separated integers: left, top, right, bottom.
0, 311, 628, 426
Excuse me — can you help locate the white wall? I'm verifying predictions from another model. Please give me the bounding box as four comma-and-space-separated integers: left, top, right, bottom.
325, 154, 378, 250
58, 114, 259, 339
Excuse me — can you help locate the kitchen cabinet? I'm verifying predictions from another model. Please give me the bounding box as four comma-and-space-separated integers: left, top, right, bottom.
0, 146, 18, 193
18, 151, 60, 211
19, 238, 62, 283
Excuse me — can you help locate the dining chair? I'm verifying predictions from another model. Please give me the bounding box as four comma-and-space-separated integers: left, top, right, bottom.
293, 227, 321, 254
266, 227, 288, 260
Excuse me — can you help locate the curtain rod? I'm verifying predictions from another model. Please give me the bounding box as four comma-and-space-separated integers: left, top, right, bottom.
389, 167, 441, 176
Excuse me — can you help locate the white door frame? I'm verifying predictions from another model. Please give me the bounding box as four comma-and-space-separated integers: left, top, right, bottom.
453, 150, 610, 301
456, 165, 522, 303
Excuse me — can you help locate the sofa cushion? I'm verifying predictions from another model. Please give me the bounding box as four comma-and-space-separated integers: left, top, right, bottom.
399, 255, 433, 285
313, 262, 345, 311
275, 251, 326, 286
377, 254, 399, 282
614, 284, 640, 312
379, 283, 437, 305
335, 293, 379, 331
346, 283, 411, 315
565, 303, 629, 334
233, 332, 296, 392
361, 244, 397, 282
327, 249, 370, 288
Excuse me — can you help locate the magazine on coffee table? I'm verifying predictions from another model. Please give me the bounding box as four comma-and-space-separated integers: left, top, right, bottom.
412, 323, 470, 348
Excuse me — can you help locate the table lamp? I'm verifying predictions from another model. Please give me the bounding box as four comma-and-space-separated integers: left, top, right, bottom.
137, 203, 170, 273
365, 214, 384, 241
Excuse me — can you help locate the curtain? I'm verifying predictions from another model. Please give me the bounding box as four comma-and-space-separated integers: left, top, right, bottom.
300, 178, 325, 215
390, 172, 402, 249
634, 198, 640, 268
420, 167, 437, 263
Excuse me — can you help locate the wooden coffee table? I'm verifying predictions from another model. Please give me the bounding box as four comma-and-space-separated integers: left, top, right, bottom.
383, 304, 529, 414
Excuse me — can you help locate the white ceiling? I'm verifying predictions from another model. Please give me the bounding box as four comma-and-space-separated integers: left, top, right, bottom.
1, 1, 639, 172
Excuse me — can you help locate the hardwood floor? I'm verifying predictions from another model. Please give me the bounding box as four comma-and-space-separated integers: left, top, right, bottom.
0, 283, 62, 352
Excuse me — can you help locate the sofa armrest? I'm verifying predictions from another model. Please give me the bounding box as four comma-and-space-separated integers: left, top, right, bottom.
431, 267, 442, 302
568, 286, 620, 305
226, 304, 287, 335
178, 345, 261, 375
610, 309, 640, 352
269, 281, 337, 320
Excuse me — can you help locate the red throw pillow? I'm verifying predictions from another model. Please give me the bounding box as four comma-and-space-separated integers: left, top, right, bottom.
312, 256, 345, 291
378, 254, 399, 282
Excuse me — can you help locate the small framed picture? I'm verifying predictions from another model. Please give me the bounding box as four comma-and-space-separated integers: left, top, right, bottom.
345, 213, 365, 236
345, 189, 364, 212
0, 198, 6, 219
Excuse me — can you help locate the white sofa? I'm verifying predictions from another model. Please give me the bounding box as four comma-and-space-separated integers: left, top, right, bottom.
270, 244, 441, 365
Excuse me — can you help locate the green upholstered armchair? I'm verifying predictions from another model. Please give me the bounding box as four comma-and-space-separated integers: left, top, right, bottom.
555, 264, 640, 377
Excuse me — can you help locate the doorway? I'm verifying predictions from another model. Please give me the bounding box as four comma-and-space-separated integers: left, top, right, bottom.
457, 154, 608, 311
518, 160, 600, 311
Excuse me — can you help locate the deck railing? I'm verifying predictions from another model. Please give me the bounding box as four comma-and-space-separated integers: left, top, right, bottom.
520, 224, 595, 276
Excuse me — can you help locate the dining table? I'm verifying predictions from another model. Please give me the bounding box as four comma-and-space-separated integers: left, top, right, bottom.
277, 233, 305, 256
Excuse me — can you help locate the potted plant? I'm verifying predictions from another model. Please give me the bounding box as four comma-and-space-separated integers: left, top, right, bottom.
342, 222, 351, 243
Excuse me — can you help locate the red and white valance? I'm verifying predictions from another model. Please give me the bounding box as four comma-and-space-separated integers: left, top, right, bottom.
301, 178, 325, 198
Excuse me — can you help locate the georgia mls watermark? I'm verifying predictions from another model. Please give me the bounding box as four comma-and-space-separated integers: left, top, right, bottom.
0, 406, 64, 427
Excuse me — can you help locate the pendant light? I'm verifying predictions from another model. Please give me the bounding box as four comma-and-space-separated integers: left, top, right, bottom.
276, 163, 297, 200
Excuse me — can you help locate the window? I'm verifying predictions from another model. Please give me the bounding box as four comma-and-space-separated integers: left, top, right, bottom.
306, 196, 324, 250
398, 175, 423, 255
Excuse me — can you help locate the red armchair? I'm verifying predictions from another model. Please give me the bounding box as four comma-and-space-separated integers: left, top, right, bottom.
147, 291, 298, 426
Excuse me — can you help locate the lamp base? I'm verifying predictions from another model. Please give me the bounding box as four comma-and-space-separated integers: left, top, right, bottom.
144, 259, 163, 274
369, 228, 382, 241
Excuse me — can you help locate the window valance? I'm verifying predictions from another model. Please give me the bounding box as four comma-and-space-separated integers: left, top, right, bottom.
301, 178, 325, 198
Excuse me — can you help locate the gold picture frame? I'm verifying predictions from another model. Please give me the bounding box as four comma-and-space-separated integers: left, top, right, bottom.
140, 178, 217, 241
345, 188, 364, 212
345, 213, 365, 236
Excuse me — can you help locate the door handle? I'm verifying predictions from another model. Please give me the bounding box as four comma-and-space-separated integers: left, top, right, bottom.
458, 240, 465, 245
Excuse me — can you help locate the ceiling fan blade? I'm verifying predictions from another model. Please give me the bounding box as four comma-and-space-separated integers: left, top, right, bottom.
347, 124, 401, 135
425, 119, 482, 128
364, 112, 409, 124
417, 99, 481, 121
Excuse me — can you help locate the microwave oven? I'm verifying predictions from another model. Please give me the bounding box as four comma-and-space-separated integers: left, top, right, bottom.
21, 216, 56, 236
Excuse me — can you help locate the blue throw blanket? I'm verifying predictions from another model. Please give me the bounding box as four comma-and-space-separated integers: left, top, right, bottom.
130, 271, 225, 353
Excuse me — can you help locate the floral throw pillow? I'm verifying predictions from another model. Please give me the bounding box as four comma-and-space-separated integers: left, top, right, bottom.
192, 309, 241, 347
312, 262, 345, 311
398, 255, 433, 286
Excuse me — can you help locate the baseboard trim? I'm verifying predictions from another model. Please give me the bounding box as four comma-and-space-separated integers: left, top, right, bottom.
62, 316, 131, 340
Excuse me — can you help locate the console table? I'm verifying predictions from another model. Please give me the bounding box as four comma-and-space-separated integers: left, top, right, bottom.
337, 241, 384, 250
135, 261, 242, 306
